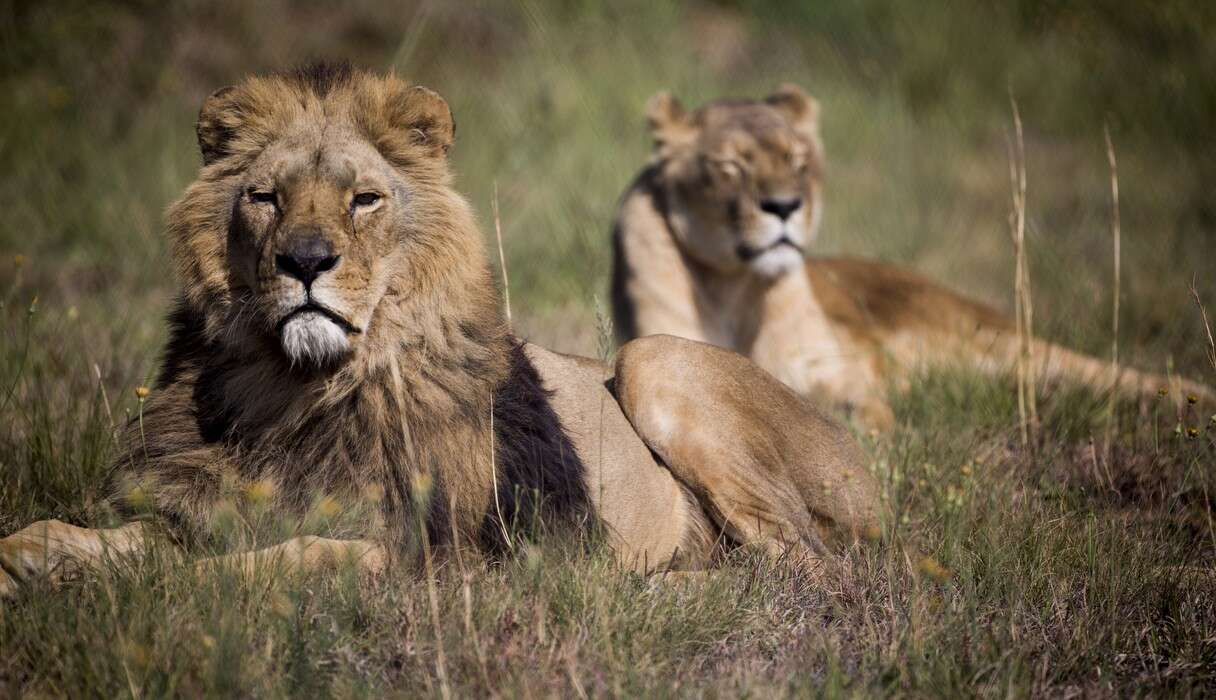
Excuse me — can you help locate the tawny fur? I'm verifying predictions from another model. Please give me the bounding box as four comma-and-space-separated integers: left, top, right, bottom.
2, 67, 882, 596
612, 87, 1215, 428
112, 65, 510, 548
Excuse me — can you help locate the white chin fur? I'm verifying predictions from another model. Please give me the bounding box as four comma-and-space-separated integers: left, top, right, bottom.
748, 245, 804, 278
280, 312, 350, 366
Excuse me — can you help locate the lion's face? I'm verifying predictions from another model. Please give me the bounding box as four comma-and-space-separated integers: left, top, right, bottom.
172, 66, 493, 370
647, 85, 824, 278
232, 130, 408, 366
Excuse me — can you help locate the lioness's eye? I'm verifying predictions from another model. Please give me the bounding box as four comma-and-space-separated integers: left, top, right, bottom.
352, 192, 381, 208
249, 190, 277, 205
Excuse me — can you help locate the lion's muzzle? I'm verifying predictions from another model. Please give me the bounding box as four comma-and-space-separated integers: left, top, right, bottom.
275, 233, 340, 288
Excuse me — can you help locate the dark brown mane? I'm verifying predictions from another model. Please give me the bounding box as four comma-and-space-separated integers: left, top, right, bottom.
112, 296, 590, 554
110, 65, 590, 555
288, 61, 355, 98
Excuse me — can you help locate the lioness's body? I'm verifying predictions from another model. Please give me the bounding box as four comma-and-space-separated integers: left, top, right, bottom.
1, 66, 878, 595
612, 89, 1214, 427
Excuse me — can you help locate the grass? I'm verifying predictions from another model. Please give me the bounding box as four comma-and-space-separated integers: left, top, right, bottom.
3, 0, 1216, 696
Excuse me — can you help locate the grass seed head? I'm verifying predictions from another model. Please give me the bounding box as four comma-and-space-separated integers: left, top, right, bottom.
316, 495, 342, 518
917, 556, 952, 583
244, 479, 276, 505
124, 485, 152, 512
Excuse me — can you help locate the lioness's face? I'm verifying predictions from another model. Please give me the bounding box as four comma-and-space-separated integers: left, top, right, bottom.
648, 85, 824, 278
232, 131, 403, 366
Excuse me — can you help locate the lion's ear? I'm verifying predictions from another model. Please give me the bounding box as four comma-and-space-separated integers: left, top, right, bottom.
646, 91, 696, 152
389, 85, 455, 156
765, 83, 821, 142
197, 86, 240, 165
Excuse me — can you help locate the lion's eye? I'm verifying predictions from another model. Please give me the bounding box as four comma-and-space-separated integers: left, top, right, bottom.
249, 190, 277, 205
352, 192, 381, 208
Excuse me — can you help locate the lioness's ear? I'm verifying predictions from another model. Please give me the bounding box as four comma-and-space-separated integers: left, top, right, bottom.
646, 91, 696, 151
390, 85, 455, 156
765, 83, 821, 141
197, 86, 239, 165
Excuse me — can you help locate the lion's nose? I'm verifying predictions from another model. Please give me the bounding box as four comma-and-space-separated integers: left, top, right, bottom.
759, 197, 802, 222
275, 235, 340, 287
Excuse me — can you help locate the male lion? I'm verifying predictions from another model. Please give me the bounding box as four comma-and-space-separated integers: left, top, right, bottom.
611, 85, 1214, 427
0, 66, 880, 596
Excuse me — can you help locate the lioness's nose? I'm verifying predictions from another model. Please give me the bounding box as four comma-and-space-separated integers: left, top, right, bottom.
759, 197, 802, 221
275, 235, 339, 287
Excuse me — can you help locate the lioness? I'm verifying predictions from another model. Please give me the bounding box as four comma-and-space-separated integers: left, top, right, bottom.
0, 66, 880, 596
611, 85, 1214, 427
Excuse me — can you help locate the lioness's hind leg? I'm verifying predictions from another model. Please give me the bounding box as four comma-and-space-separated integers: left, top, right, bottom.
0, 520, 146, 597
615, 335, 882, 557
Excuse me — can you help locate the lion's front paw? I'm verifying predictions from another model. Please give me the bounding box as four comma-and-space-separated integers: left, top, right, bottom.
0, 519, 82, 589
0, 567, 19, 599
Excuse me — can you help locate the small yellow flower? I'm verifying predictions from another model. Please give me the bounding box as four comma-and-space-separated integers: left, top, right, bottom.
66, 306, 79, 321
410, 473, 434, 505
201, 634, 216, 650
125, 486, 151, 511
123, 641, 151, 669
134, 386, 151, 399
13, 254, 26, 268
244, 479, 276, 505
917, 556, 952, 583
316, 495, 342, 518
960, 463, 973, 477
1158, 387, 1169, 398
362, 483, 385, 503
1186, 426, 1200, 440
1187, 394, 1198, 405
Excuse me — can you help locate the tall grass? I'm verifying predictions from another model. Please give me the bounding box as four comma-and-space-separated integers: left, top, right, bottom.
2, 1, 1215, 695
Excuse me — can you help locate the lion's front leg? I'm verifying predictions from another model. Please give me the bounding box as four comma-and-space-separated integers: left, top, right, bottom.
195, 536, 388, 580
0, 520, 147, 597
614, 335, 884, 558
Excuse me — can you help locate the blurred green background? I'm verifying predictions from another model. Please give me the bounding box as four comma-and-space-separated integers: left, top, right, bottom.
3, 4, 1216, 694
3, 0, 1215, 383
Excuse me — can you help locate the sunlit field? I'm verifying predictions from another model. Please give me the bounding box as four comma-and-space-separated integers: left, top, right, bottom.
2, 2, 1215, 695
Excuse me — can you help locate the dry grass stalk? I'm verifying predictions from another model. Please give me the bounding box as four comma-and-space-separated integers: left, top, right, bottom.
1104, 125, 1121, 381
413, 477, 452, 700
1103, 124, 1121, 458
1006, 94, 1038, 444
492, 181, 512, 325
1190, 277, 1216, 377
488, 392, 513, 551
448, 493, 492, 688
